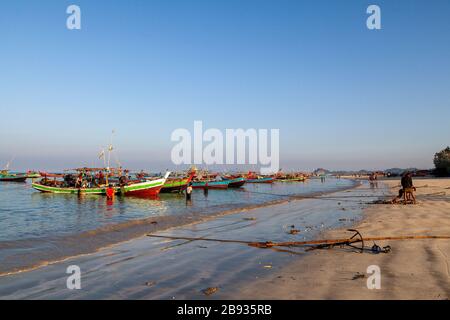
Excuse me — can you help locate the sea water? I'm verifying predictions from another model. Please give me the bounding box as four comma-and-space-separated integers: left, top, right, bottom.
0, 178, 358, 274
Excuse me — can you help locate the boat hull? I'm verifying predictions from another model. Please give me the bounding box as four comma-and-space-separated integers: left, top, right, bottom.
224, 177, 246, 188
0, 175, 28, 182
120, 179, 166, 197
160, 183, 187, 193
32, 173, 170, 198
192, 180, 229, 189
276, 178, 306, 182
246, 177, 275, 183
160, 173, 195, 193
32, 183, 106, 194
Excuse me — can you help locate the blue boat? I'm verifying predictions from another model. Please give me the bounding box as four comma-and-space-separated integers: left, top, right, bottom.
222, 177, 246, 188
192, 180, 230, 189
246, 177, 275, 184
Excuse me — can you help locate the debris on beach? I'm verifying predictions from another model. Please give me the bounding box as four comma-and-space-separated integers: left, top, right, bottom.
243, 217, 257, 221
263, 265, 273, 269
150, 221, 158, 225
202, 287, 219, 296
369, 199, 392, 204
145, 281, 156, 287
289, 229, 301, 235
352, 273, 365, 280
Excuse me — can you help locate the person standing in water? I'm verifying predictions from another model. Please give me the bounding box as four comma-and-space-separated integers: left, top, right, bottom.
204, 181, 209, 198
186, 183, 193, 203
106, 184, 115, 201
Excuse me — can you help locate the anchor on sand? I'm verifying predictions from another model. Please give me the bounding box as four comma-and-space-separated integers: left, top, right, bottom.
148, 229, 450, 253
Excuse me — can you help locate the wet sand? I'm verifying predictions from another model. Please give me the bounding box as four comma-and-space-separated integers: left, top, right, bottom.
236, 178, 450, 300
0, 179, 387, 299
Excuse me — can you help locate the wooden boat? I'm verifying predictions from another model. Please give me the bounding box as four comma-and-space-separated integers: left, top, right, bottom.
26, 171, 41, 179
32, 172, 170, 197
246, 176, 275, 183
191, 180, 230, 189
244, 171, 275, 184
275, 171, 308, 182
276, 177, 306, 182
0, 170, 28, 182
222, 177, 246, 188
160, 171, 195, 193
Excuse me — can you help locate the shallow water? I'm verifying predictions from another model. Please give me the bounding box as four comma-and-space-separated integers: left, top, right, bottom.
0, 180, 390, 299
0, 178, 357, 274
0, 178, 355, 242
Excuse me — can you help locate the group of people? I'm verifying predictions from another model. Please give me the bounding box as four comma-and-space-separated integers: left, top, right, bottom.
63, 171, 107, 188
38, 170, 133, 190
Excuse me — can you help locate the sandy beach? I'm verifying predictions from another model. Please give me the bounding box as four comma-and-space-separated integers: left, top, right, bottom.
0, 178, 448, 300
237, 178, 450, 300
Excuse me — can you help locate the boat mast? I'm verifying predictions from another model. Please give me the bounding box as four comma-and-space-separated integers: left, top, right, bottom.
106, 130, 116, 186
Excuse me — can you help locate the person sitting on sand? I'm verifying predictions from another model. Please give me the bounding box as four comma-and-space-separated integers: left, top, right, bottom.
392, 172, 416, 204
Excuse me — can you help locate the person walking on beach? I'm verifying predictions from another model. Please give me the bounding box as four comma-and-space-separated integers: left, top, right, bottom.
320, 174, 325, 183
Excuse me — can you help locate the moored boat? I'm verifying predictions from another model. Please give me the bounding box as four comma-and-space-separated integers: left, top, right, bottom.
246, 176, 275, 183
244, 171, 275, 184
276, 177, 306, 182
0, 170, 28, 182
160, 171, 196, 193
222, 176, 246, 188
32, 171, 170, 197
191, 180, 230, 189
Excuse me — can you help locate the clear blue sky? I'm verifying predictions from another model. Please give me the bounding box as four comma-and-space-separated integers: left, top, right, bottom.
1, 0, 449, 171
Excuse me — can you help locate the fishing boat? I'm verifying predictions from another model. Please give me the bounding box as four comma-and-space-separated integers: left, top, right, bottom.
275, 171, 308, 182
32, 171, 170, 197
160, 171, 196, 193
244, 171, 275, 184
276, 176, 306, 182
222, 176, 246, 188
26, 171, 41, 179
191, 180, 230, 189
246, 176, 275, 183
0, 170, 28, 182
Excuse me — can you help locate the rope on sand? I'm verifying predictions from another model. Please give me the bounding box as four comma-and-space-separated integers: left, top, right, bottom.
237, 189, 388, 202
148, 232, 450, 252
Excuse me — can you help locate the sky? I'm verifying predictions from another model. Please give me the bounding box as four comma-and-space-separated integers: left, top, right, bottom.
1, 0, 449, 172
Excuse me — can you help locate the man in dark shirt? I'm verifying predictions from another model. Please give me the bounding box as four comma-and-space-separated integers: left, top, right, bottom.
401, 172, 414, 189
392, 172, 415, 203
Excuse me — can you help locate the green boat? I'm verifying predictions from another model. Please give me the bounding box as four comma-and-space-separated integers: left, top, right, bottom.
0, 170, 28, 182
32, 172, 171, 197
160, 171, 195, 193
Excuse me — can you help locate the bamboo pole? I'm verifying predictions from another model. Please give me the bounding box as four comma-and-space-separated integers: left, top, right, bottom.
147, 234, 450, 249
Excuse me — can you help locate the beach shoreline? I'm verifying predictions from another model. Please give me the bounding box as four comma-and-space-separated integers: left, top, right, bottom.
0, 178, 448, 300
0, 179, 358, 277
0, 178, 384, 299
233, 178, 450, 300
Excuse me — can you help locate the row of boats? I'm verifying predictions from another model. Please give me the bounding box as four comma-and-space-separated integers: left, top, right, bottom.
1, 168, 309, 197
